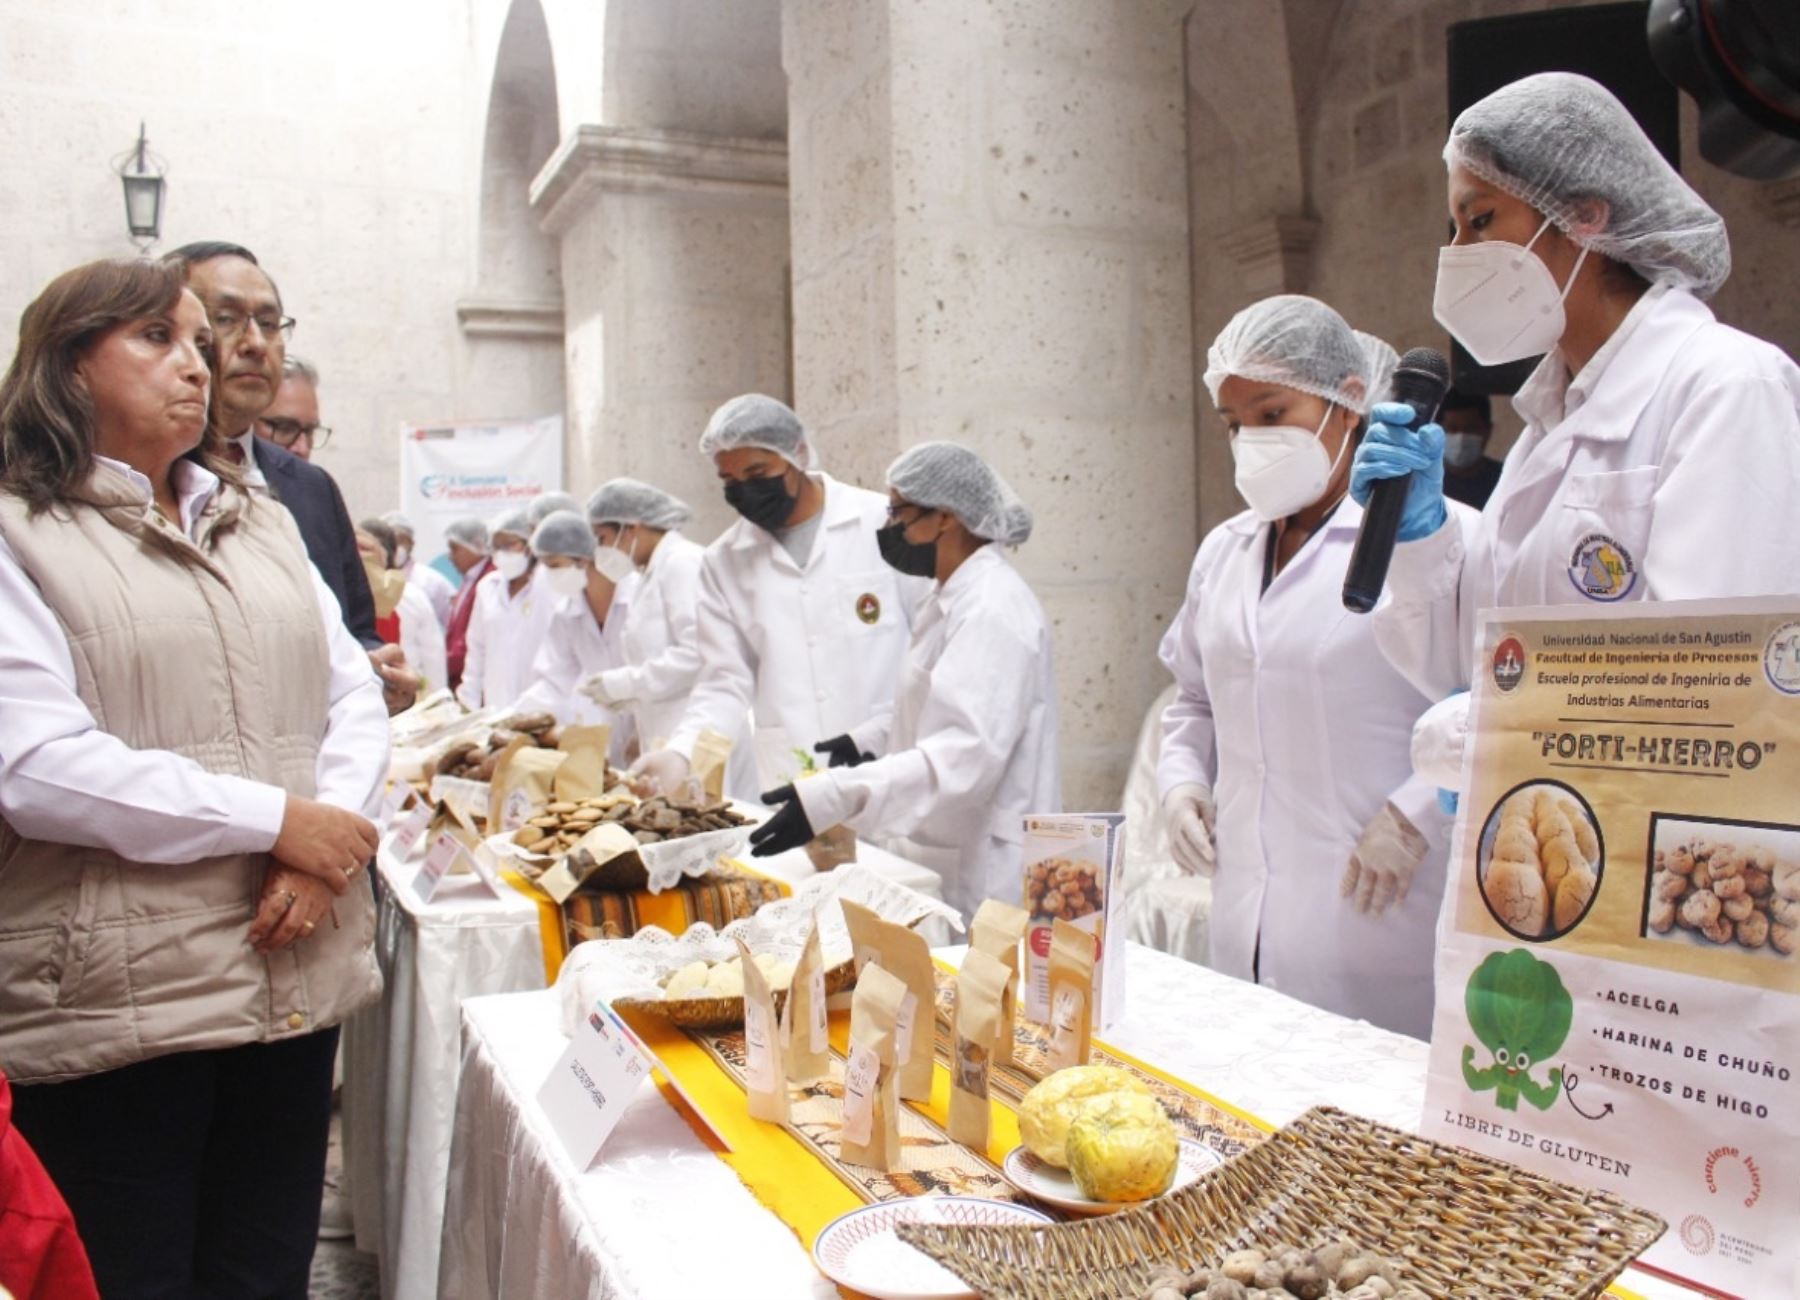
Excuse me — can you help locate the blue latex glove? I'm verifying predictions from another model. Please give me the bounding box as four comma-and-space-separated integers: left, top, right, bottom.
1350, 401, 1448, 542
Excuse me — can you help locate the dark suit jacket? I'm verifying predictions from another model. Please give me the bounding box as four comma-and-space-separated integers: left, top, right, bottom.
251, 436, 381, 649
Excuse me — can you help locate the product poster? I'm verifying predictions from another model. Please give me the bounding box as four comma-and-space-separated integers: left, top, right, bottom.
398, 414, 564, 564
1422, 599, 1800, 1298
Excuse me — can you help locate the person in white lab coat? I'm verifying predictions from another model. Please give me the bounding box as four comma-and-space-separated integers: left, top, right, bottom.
576, 478, 755, 796
512, 510, 635, 755
631, 394, 930, 797
383, 511, 456, 629
456, 506, 557, 711
1159, 296, 1464, 1038
750, 442, 1060, 920
1350, 73, 1800, 788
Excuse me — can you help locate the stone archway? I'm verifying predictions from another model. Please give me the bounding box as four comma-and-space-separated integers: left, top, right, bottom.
529, 0, 793, 541
458, 0, 567, 423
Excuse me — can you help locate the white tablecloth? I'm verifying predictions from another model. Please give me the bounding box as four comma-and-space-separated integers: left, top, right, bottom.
436, 941, 1696, 1300
347, 831, 944, 1299
343, 838, 548, 1300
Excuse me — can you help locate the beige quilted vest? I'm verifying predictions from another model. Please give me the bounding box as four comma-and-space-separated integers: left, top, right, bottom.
0, 462, 380, 1083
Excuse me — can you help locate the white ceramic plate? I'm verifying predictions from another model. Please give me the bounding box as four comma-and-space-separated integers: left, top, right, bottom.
812, 1195, 1052, 1300
1000, 1138, 1223, 1215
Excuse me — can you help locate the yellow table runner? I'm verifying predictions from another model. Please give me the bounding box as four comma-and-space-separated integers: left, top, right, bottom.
501, 858, 795, 984
621, 965, 1648, 1300
617, 970, 1268, 1259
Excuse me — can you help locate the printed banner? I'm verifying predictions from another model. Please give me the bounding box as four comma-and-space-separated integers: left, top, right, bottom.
398, 415, 563, 564
1423, 599, 1800, 1298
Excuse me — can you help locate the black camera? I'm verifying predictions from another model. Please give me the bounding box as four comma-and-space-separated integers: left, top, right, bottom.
1649, 0, 1800, 180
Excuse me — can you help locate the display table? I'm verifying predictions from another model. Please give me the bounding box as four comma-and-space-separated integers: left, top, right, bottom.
436, 942, 1701, 1300
343, 838, 547, 1300
346, 831, 945, 1300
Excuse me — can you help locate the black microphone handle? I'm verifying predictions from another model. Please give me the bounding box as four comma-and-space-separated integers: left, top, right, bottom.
1342, 471, 1412, 613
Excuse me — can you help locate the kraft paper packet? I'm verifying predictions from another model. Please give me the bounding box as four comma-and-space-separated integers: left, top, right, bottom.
537, 822, 639, 905
780, 915, 831, 1084
1046, 918, 1095, 1071
841, 900, 934, 1101
949, 947, 1011, 1150
689, 728, 734, 801
488, 737, 562, 833
363, 557, 406, 620
736, 938, 790, 1124
841, 962, 906, 1172
969, 899, 1028, 1070
554, 724, 613, 800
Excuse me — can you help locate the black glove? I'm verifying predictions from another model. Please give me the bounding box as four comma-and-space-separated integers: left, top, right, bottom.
749, 785, 816, 857
814, 734, 874, 769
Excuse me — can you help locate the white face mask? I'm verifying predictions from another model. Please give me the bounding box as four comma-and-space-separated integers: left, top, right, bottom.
1433, 217, 1590, 366
1443, 432, 1487, 470
1229, 405, 1349, 522
492, 549, 530, 581
592, 533, 636, 583
542, 565, 588, 599
393, 545, 412, 569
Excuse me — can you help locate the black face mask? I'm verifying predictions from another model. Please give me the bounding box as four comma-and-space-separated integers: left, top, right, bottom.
877, 521, 937, 578
723, 472, 797, 532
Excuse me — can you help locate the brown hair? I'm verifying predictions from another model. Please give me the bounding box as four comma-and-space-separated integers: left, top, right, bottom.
0, 258, 244, 514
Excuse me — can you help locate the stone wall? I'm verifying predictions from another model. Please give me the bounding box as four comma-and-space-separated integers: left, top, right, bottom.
538, 127, 793, 544
0, 0, 502, 523
784, 0, 1199, 811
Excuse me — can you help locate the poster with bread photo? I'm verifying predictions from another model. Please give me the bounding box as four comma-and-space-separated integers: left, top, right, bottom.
1423, 599, 1800, 1300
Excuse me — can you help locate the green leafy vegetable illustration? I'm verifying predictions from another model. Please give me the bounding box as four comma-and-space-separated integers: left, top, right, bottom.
1462, 948, 1571, 1111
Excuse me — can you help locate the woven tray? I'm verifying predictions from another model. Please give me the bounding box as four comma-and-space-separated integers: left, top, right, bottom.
897, 1106, 1665, 1300
613, 959, 858, 1030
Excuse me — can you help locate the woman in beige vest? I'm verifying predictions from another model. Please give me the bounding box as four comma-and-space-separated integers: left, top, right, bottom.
0, 259, 390, 1299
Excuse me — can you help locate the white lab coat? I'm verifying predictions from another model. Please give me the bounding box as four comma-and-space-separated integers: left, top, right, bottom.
794, 546, 1061, 921
1158, 498, 1459, 1039
1378, 284, 1800, 707
515, 577, 638, 761
395, 583, 447, 694
404, 560, 457, 630
596, 532, 755, 798
456, 565, 559, 711
667, 474, 931, 791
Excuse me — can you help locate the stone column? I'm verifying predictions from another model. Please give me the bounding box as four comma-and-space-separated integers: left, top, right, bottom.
784, 0, 1198, 809
532, 125, 791, 540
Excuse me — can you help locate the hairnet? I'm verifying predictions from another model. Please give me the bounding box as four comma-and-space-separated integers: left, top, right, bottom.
528, 492, 582, 526
1354, 331, 1399, 407
490, 507, 533, 543
698, 394, 816, 470
887, 441, 1033, 546
1203, 295, 1380, 415
585, 477, 694, 531
1446, 72, 1729, 297
381, 511, 416, 538
531, 510, 596, 561
443, 516, 490, 554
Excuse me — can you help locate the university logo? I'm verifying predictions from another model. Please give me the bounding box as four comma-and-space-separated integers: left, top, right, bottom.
1567, 533, 1637, 602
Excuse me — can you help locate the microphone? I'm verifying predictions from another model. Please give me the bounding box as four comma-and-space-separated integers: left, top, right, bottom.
1342, 347, 1451, 614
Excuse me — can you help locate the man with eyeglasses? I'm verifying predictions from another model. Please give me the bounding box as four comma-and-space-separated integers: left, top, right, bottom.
165, 241, 417, 713
259, 355, 332, 462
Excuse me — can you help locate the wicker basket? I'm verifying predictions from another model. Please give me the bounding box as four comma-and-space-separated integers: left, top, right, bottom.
614, 959, 858, 1030
897, 1106, 1665, 1300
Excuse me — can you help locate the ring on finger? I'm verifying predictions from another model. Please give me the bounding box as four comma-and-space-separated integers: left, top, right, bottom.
302, 919, 317, 933
278, 889, 298, 913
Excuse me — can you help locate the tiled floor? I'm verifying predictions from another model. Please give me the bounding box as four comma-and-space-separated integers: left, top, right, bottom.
310, 1238, 380, 1299
309, 1106, 381, 1299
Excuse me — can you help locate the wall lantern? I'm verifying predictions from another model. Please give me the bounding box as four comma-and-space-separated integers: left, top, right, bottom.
114, 122, 167, 249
